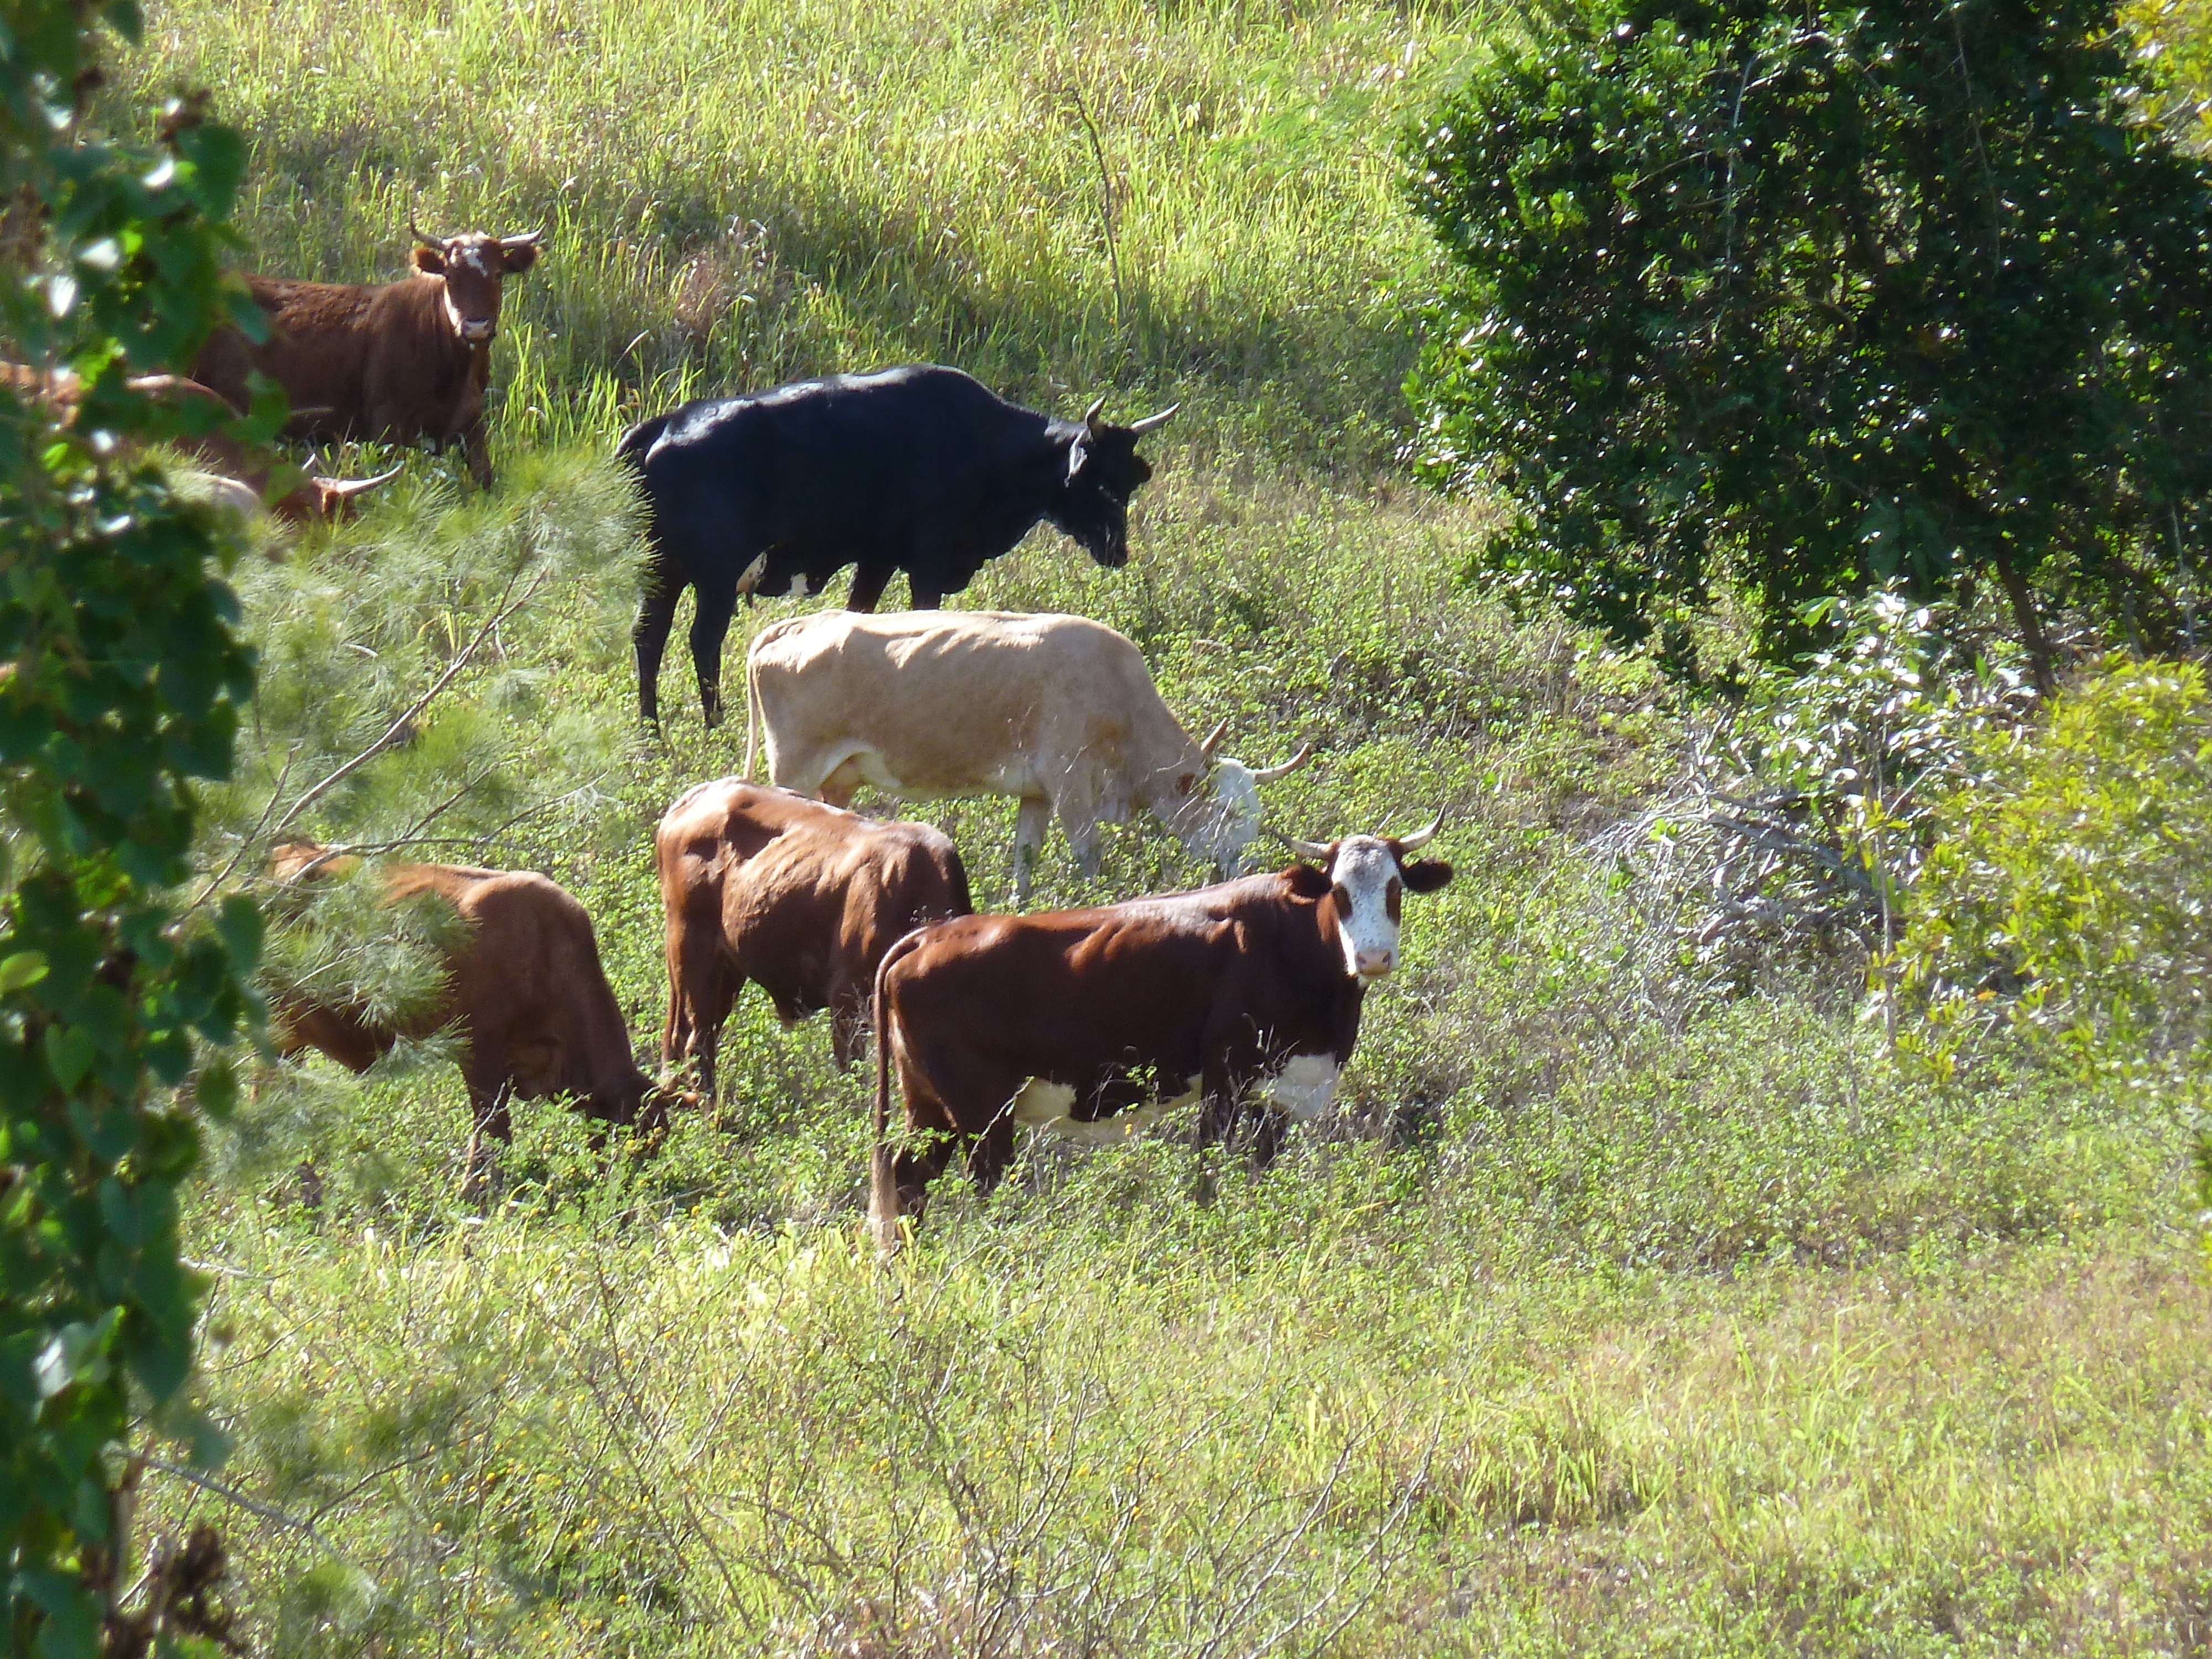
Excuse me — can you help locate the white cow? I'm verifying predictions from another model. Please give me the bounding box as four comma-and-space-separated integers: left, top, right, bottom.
742, 610, 1311, 901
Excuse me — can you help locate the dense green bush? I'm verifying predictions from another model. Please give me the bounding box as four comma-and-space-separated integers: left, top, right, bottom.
1404, 0, 2212, 687
1906, 656, 2212, 1080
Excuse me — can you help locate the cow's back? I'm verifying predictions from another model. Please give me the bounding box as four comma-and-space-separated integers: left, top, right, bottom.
192, 276, 374, 414
667, 780, 971, 974
750, 611, 1154, 798
191, 274, 470, 444
411, 867, 637, 1101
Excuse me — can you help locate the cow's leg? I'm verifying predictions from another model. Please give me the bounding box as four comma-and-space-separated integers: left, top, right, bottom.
1245, 1105, 1288, 1171
907, 578, 943, 609
662, 935, 734, 1104
460, 1078, 515, 1204
633, 578, 683, 732
968, 1109, 1019, 1198
461, 418, 494, 490
846, 563, 894, 613
828, 979, 868, 1071
1196, 992, 1263, 1157
1068, 824, 1105, 882
885, 1133, 958, 1233
688, 582, 740, 729
1011, 796, 1052, 906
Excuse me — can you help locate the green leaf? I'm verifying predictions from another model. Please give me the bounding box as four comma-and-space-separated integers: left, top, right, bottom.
41, 1025, 95, 1090
0, 951, 50, 994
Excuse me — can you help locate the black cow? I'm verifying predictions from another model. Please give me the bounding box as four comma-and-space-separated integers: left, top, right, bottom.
617, 364, 1176, 728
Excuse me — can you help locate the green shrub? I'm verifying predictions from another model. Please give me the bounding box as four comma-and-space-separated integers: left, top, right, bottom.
1906, 656, 2212, 1082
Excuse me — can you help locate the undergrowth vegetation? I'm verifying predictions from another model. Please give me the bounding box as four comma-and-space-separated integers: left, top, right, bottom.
92, 1, 2212, 1653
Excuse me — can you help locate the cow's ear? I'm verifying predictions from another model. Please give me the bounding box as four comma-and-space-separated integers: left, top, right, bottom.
1401, 858, 1454, 893
1283, 863, 1331, 897
1066, 434, 1092, 483
411, 245, 447, 275
1175, 771, 1197, 797
501, 242, 541, 275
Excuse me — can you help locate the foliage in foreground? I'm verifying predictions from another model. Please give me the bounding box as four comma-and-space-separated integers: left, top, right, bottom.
0, 11, 258, 1655
1405, 0, 2212, 686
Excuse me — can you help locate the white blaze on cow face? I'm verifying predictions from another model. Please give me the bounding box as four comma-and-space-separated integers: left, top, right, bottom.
1327, 836, 1407, 980
735, 552, 768, 594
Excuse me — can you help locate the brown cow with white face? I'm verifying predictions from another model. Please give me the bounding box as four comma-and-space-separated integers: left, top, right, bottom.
656, 780, 973, 1095
190, 223, 546, 488
868, 815, 1453, 1250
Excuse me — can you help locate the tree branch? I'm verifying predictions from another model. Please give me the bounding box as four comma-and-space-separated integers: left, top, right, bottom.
269, 564, 549, 842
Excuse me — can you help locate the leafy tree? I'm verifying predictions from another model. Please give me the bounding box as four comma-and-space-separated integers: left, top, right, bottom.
2, 4, 263, 1653
1405, 0, 2212, 691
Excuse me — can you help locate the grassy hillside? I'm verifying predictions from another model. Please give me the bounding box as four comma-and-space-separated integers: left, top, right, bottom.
127, 0, 1479, 467
116, 2, 2212, 1654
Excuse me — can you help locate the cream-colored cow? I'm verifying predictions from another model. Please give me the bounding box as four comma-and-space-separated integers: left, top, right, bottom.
742, 610, 1310, 902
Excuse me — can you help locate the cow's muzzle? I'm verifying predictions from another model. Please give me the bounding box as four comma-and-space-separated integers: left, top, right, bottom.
458, 319, 496, 343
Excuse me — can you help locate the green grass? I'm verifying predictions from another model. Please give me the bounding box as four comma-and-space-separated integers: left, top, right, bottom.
124, 0, 1491, 467
108, 0, 2212, 1652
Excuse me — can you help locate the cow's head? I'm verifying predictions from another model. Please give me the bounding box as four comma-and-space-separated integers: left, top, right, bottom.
1161, 720, 1313, 875
409, 222, 548, 345
1050, 395, 1177, 568
1288, 815, 1454, 982
279, 462, 404, 526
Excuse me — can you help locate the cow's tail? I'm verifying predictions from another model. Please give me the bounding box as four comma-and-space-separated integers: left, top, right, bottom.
869, 927, 927, 1260
742, 634, 765, 780
740, 614, 804, 781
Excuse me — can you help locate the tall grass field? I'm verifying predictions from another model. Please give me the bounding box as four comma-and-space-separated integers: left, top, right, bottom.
104, 1, 2212, 1653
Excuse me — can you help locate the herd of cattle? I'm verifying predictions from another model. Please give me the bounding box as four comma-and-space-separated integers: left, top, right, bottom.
110, 221, 1456, 1246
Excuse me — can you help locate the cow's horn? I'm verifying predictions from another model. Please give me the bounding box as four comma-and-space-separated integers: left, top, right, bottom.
1250, 742, 1313, 784
1197, 717, 1229, 760
1081, 394, 1108, 437
1287, 834, 1334, 860
408, 217, 445, 250
1397, 809, 1446, 852
316, 462, 404, 498
500, 224, 548, 249
1128, 401, 1180, 436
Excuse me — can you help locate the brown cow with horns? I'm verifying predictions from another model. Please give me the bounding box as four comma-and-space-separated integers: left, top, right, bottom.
868, 815, 1454, 1250
192, 222, 546, 488
656, 780, 974, 1095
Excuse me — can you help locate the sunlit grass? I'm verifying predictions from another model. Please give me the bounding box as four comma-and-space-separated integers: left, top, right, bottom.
121, 1, 2212, 1652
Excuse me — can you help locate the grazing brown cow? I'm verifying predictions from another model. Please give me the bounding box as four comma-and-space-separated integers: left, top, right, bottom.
268, 843, 667, 1193
868, 817, 1453, 1250
191, 223, 546, 489
0, 363, 397, 523
656, 780, 973, 1095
